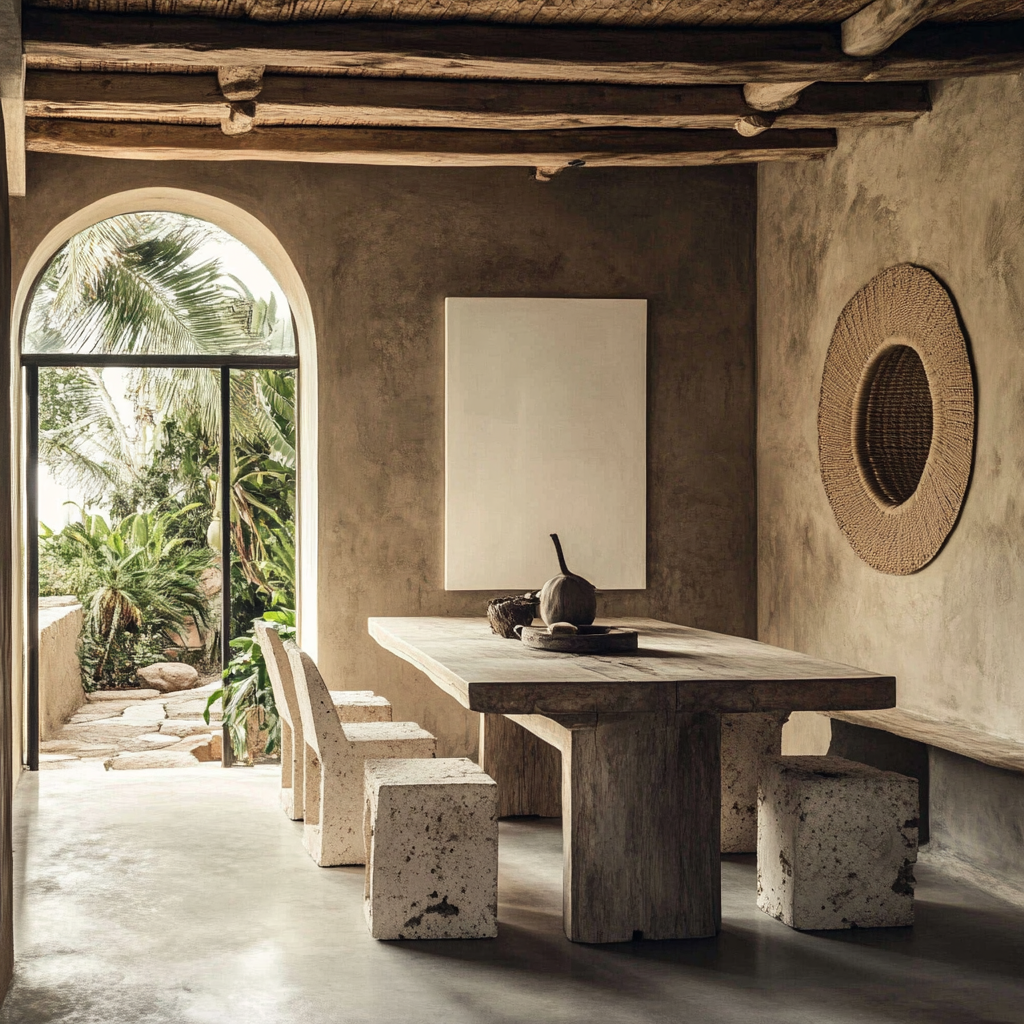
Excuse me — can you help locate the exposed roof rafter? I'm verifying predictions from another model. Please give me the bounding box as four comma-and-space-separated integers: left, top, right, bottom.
24, 73, 931, 132
25, 119, 838, 169
21, 12, 1024, 85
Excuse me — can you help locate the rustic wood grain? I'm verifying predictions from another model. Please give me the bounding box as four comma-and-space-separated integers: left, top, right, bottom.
560, 711, 720, 942
21, 0, 1024, 29
479, 713, 561, 817
23, 72, 931, 130
372, 617, 893, 943
22, 12, 1024, 85
368, 617, 896, 715
824, 708, 1024, 774
23, 119, 837, 166
842, 0, 947, 57
508, 709, 720, 941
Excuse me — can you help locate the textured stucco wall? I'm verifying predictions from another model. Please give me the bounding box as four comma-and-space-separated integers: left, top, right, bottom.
38, 598, 84, 740
759, 73, 1024, 747
12, 155, 757, 759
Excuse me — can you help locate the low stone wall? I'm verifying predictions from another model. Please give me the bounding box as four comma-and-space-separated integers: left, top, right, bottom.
39, 597, 84, 740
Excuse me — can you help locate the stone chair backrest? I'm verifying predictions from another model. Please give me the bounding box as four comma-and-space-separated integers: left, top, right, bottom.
284, 640, 348, 769
253, 620, 299, 735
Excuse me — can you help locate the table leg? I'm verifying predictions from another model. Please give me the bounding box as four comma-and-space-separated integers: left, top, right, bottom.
561, 711, 721, 943
479, 714, 561, 818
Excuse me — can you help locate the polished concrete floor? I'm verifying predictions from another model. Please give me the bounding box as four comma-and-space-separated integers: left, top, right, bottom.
3, 765, 1023, 1024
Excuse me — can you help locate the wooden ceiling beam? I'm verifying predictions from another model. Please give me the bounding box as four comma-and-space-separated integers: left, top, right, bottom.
747, 0, 956, 116
23, 73, 930, 131
21, 11, 1024, 85
24, 119, 837, 168
842, 0, 953, 58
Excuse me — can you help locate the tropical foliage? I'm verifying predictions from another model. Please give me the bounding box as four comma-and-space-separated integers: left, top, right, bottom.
34, 212, 297, 730
43, 508, 215, 689
205, 603, 294, 760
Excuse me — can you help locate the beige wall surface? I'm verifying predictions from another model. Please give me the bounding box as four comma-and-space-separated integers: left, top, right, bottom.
759, 74, 1024, 746
11, 155, 757, 758
38, 600, 84, 741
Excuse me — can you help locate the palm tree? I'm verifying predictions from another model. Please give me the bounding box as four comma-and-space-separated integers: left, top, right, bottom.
27, 210, 293, 442
31, 212, 296, 551
32, 212, 298, 685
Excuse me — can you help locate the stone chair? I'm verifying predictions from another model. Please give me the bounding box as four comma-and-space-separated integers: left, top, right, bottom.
254, 620, 393, 821
285, 640, 436, 866
363, 757, 498, 940
757, 755, 919, 930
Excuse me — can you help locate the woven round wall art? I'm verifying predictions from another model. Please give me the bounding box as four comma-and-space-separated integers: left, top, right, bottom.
818, 264, 975, 575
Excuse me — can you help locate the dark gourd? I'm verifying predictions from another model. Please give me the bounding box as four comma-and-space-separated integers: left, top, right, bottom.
539, 534, 597, 627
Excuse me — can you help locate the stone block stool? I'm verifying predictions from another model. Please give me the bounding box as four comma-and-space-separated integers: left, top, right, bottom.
285, 641, 436, 866
363, 758, 498, 940
721, 711, 788, 853
254, 621, 393, 821
757, 755, 919, 930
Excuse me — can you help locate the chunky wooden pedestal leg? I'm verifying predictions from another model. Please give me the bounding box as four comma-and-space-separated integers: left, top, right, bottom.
510, 710, 721, 943
479, 714, 561, 818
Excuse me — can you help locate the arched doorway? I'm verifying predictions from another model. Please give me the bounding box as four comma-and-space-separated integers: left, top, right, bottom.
13, 193, 317, 771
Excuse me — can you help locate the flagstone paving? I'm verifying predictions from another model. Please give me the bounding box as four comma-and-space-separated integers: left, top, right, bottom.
39, 677, 225, 771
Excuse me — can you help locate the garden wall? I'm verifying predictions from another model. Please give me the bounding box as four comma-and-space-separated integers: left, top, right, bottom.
38, 597, 84, 740
10, 157, 758, 759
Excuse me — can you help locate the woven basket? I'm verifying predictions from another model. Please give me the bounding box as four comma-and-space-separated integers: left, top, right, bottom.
818, 264, 975, 575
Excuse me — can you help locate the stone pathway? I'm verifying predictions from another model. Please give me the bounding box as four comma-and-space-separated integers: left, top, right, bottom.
40, 677, 225, 771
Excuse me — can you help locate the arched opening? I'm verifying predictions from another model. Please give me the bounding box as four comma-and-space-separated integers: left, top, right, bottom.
12, 191, 317, 771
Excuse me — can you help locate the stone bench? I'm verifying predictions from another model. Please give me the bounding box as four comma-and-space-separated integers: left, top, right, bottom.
255, 620, 395, 821
285, 640, 435, 866
363, 757, 498, 940
757, 755, 919, 930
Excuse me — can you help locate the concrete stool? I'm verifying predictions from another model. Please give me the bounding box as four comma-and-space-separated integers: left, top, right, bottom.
757, 755, 919, 930
363, 757, 498, 940
285, 641, 435, 866
254, 621, 394, 821
721, 711, 787, 853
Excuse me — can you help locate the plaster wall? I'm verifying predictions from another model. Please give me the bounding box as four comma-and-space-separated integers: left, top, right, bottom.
11, 155, 757, 759
759, 73, 1024, 747
38, 598, 83, 741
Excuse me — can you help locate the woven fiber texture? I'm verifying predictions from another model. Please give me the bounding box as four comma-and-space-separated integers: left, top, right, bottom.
818, 264, 975, 575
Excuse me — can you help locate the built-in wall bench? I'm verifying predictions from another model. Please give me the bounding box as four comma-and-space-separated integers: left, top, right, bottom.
812, 708, 1024, 903
821, 708, 1024, 775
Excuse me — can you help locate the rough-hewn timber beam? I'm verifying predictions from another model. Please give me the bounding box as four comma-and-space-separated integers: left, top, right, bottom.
24, 73, 930, 131
744, 82, 817, 112
21, 11, 1024, 85
746, 0, 956, 116
24, 119, 837, 168
0, 0, 24, 196
842, 0, 953, 59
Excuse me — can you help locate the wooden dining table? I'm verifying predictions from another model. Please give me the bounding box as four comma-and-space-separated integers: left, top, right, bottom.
368, 616, 895, 944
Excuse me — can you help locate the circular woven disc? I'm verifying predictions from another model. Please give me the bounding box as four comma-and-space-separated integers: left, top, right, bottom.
818, 264, 975, 575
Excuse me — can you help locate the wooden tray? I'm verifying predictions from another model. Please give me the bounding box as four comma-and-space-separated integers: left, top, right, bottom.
516, 625, 639, 654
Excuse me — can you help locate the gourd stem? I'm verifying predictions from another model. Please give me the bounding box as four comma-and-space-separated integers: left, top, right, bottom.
550, 533, 571, 576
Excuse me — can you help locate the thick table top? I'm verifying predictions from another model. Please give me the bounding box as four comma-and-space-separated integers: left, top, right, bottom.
368, 617, 895, 716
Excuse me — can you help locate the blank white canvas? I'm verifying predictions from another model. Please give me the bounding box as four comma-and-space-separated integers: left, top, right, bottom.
445, 297, 646, 591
